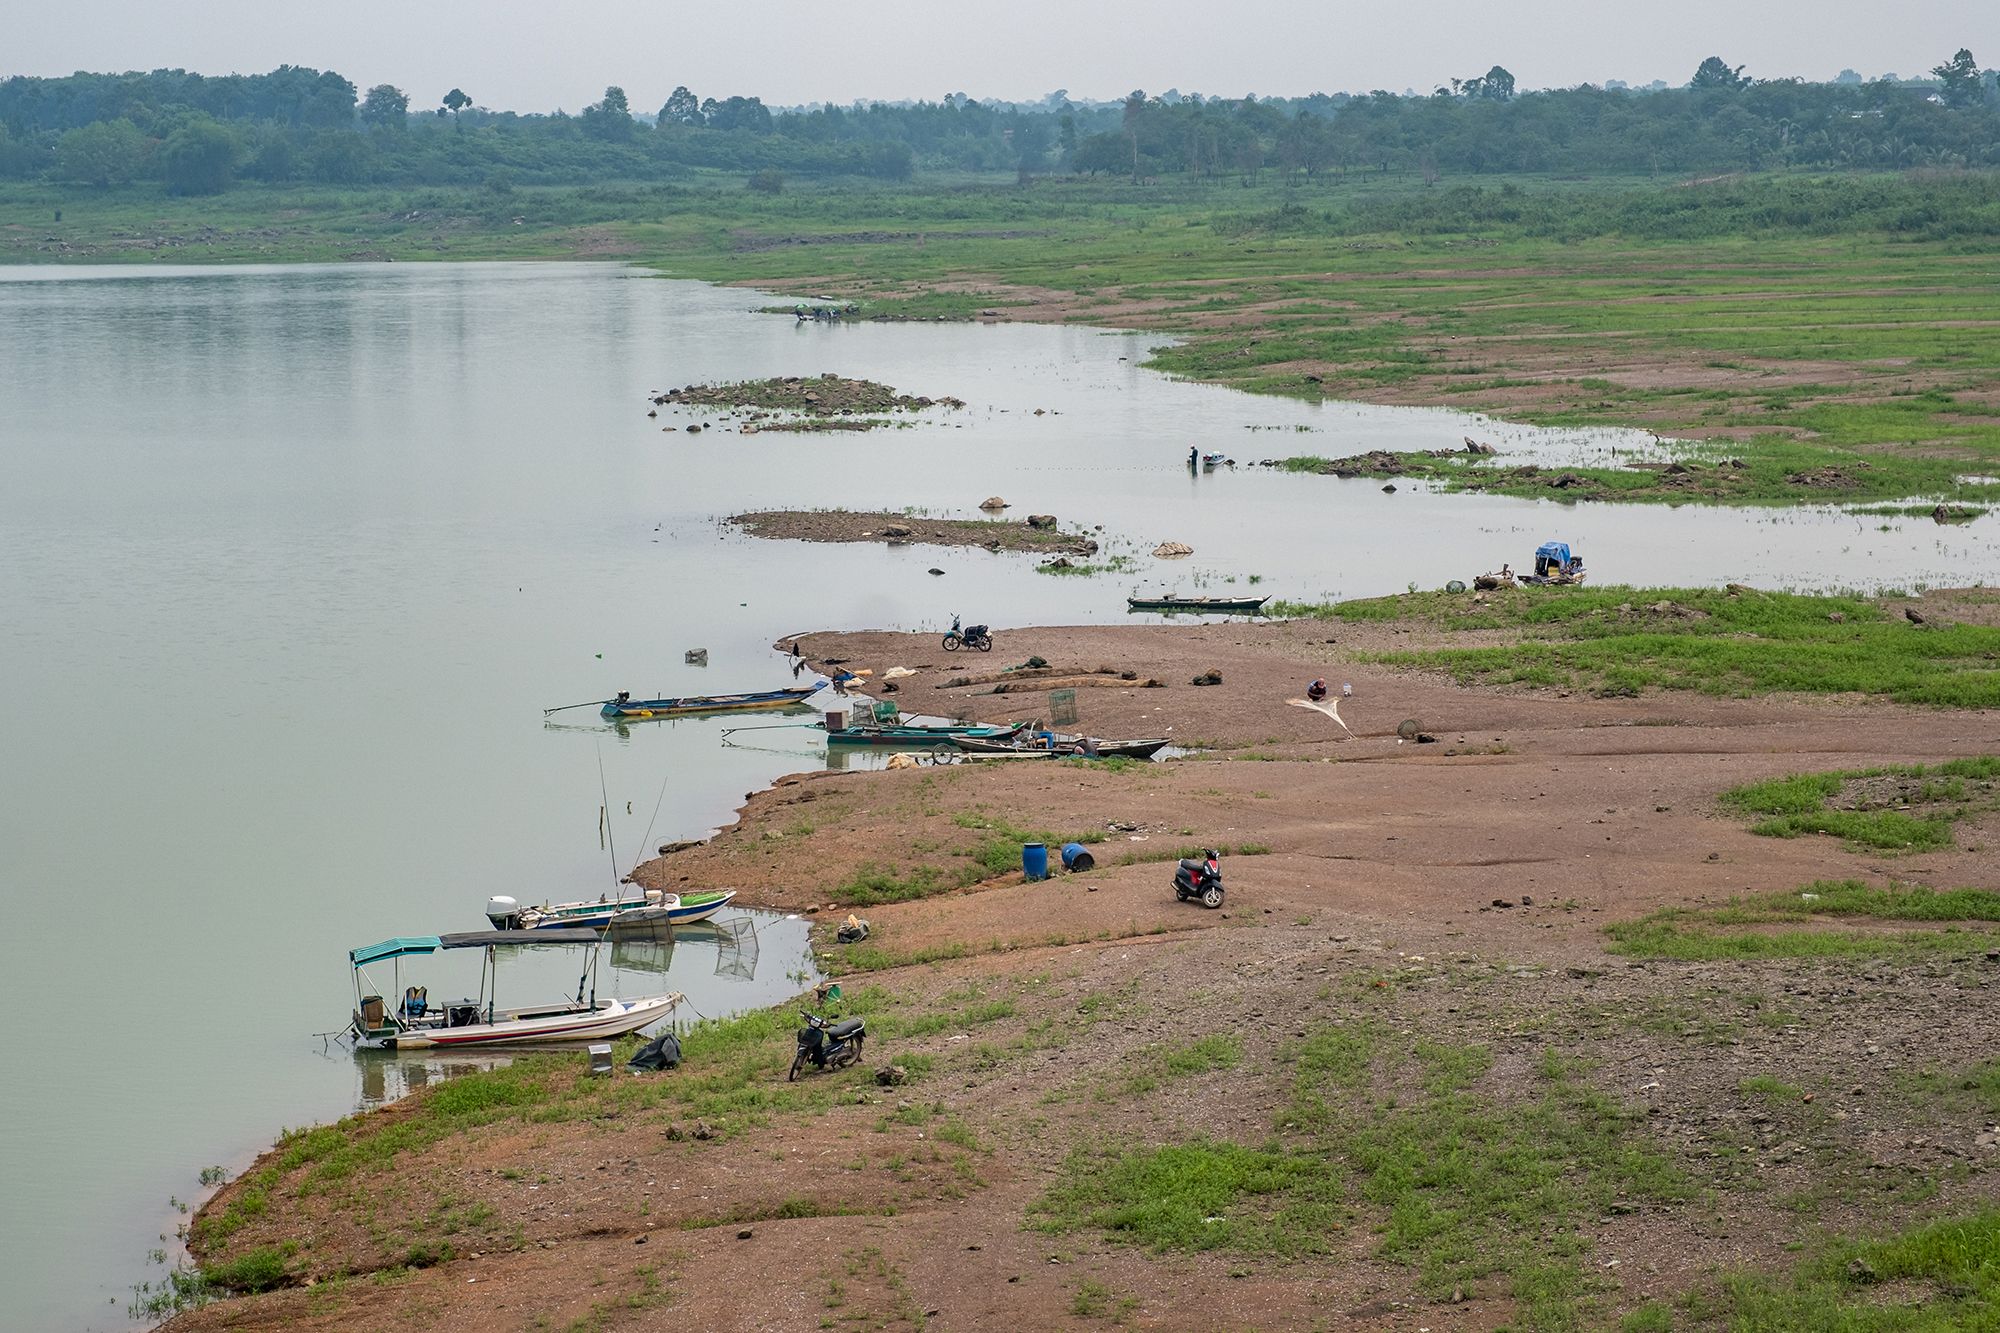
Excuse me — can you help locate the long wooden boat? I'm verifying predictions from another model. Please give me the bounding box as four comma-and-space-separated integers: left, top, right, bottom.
486, 888, 737, 932
952, 734, 1170, 759
347, 929, 681, 1051
822, 721, 1027, 747
601, 686, 818, 720
1126, 595, 1269, 614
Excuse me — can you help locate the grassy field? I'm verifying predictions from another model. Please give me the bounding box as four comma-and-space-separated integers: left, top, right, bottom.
10, 170, 2000, 508
1286, 585, 2000, 706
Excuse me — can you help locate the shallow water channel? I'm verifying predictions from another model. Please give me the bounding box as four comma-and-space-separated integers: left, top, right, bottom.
3, 262, 1997, 1328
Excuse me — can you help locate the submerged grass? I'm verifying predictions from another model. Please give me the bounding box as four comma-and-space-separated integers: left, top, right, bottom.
1279, 587, 2000, 708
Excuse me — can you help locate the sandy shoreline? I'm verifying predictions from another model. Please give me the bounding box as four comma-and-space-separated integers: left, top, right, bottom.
170, 613, 2000, 1332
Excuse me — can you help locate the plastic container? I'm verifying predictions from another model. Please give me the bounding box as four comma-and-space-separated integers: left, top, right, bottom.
1060, 842, 1095, 872
1021, 842, 1049, 882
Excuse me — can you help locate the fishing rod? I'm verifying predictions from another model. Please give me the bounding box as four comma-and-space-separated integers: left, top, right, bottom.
544, 697, 613, 716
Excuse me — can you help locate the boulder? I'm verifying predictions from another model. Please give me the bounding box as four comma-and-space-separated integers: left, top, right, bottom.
1026, 514, 1058, 530
979, 496, 1009, 510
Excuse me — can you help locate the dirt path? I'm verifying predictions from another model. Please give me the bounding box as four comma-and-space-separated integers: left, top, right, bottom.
170, 620, 2000, 1333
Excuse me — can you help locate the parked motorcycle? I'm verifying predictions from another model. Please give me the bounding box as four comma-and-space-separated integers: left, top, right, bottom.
942, 614, 993, 653
1173, 849, 1225, 909
789, 1011, 867, 1080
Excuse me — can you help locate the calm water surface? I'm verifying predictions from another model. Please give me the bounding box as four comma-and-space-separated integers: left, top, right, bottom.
4, 262, 1997, 1329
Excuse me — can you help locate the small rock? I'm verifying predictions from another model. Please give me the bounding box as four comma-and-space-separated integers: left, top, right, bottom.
1847, 1258, 1877, 1284
1520, 894, 1534, 906
1381, 483, 1397, 494
929, 567, 945, 576
634, 1234, 648, 1244
876, 1065, 909, 1086
1492, 898, 1514, 909
737, 1228, 755, 1241
692, 1120, 715, 1140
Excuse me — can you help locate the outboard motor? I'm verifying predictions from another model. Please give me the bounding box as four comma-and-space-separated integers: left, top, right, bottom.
485, 895, 521, 930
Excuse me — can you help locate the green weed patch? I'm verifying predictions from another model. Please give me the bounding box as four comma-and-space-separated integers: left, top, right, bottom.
1720, 758, 1999, 850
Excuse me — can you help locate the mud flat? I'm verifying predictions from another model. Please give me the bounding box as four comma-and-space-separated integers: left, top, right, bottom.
729, 508, 1100, 555
170, 598, 2000, 1333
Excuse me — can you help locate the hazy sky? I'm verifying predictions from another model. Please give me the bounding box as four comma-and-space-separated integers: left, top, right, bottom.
7, 1, 1996, 112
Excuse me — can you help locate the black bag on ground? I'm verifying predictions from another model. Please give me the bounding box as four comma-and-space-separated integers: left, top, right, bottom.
628, 1032, 682, 1072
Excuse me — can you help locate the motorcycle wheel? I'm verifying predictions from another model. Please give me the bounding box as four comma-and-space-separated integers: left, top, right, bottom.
942, 634, 961, 651
830, 1046, 857, 1071
1200, 884, 1225, 909
788, 1049, 806, 1082
976, 637, 992, 652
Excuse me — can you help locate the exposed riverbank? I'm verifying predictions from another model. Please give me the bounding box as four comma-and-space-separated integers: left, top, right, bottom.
169, 594, 2000, 1332
728, 508, 1101, 555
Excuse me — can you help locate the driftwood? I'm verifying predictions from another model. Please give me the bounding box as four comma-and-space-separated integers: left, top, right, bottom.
989, 676, 1164, 693
942, 665, 1132, 688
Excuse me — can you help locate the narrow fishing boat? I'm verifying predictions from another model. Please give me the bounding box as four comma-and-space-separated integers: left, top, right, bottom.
347, 929, 682, 1050
600, 686, 819, 720
1126, 595, 1269, 614
822, 721, 1027, 747
485, 887, 737, 932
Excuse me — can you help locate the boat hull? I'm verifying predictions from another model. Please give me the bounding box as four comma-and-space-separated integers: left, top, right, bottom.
357, 992, 682, 1050
517, 890, 737, 932
1126, 597, 1269, 614
602, 688, 817, 720
825, 722, 1025, 747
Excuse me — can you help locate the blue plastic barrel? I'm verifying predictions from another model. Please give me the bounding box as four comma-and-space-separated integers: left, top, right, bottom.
1022, 842, 1049, 881
1060, 842, 1094, 872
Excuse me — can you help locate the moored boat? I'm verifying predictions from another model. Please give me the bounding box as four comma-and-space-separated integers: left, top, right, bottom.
822, 721, 1027, 747
600, 686, 819, 720
486, 887, 737, 932
347, 929, 682, 1051
1126, 595, 1269, 614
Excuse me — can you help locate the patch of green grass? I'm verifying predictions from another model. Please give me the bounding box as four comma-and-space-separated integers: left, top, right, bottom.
1283, 587, 2000, 708
1605, 897, 2000, 961
1044, 1026, 1684, 1329
1673, 1206, 2000, 1329
1720, 758, 1999, 850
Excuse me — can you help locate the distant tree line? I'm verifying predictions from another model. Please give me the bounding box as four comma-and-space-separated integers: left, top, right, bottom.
0, 53, 1995, 196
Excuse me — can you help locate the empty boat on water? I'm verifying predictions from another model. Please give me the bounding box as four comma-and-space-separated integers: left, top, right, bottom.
346, 929, 682, 1051
485, 887, 738, 933
599, 686, 820, 720
1126, 595, 1269, 614
821, 720, 1028, 747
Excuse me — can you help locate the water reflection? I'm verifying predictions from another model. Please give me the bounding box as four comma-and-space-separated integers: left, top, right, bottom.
350, 909, 810, 1110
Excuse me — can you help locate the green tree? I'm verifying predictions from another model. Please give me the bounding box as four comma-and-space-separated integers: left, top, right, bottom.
658, 85, 701, 126
159, 118, 235, 194
360, 84, 409, 130
53, 119, 147, 185
440, 87, 471, 129
580, 85, 635, 141
1691, 57, 1749, 90
1933, 48, 1982, 109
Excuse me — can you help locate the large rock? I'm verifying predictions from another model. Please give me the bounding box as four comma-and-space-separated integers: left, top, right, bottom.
1025, 514, 1058, 530
979, 496, 1008, 510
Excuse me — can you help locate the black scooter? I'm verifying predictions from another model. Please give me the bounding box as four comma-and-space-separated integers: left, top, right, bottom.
789, 1011, 866, 1080
942, 614, 993, 653
1173, 849, 1225, 909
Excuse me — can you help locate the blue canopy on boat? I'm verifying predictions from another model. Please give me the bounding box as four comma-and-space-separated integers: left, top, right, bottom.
350, 936, 440, 966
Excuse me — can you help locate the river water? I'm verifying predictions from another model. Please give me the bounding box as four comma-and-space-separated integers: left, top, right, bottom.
3, 262, 1997, 1329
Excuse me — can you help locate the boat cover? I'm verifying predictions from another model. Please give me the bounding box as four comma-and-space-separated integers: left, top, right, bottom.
350, 928, 602, 965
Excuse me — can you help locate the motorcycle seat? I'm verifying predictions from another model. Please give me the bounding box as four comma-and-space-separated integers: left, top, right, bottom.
826, 1018, 865, 1039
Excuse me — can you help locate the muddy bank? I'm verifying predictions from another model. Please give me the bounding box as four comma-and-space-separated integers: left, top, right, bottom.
649, 374, 964, 433
729, 509, 1100, 554
171, 614, 2000, 1333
